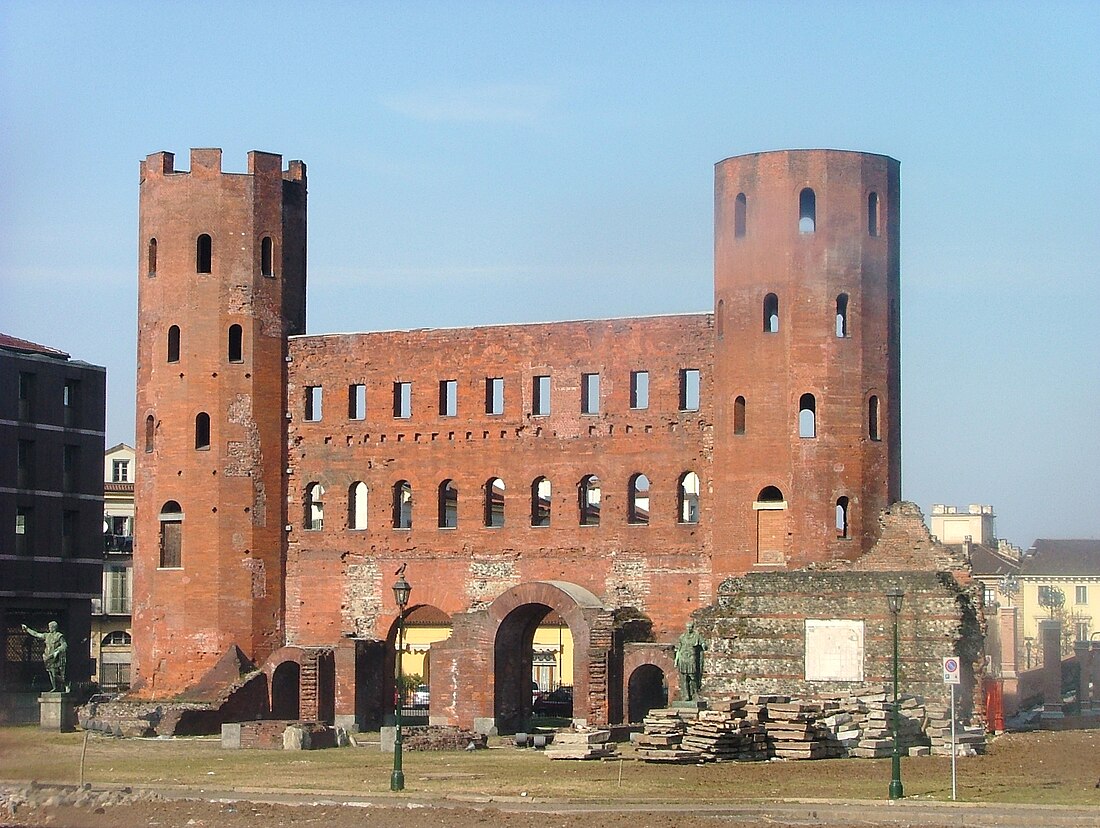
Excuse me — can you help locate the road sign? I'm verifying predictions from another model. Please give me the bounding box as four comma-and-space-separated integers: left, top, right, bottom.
943, 656, 961, 684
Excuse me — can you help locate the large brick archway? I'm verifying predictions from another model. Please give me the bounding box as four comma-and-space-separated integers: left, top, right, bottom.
262, 645, 335, 723
430, 580, 612, 732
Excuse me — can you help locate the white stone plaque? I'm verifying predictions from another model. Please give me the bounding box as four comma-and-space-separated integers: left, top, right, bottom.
804, 619, 864, 682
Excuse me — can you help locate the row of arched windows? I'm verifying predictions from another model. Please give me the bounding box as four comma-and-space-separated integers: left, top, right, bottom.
166, 324, 244, 364
146, 235, 275, 277
732, 189, 881, 238
302, 472, 703, 531
759, 292, 851, 336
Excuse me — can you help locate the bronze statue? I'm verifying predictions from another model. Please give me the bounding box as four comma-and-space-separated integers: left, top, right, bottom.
674, 622, 706, 701
22, 621, 68, 692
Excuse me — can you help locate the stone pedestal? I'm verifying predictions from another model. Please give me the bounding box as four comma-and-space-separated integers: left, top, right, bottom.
1038, 619, 1063, 720
38, 692, 77, 732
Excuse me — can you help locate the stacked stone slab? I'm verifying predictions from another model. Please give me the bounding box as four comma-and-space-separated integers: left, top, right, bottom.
924, 703, 986, 756
843, 689, 928, 758
545, 728, 616, 760
635, 707, 699, 763
765, 701, 842, 760
680, 700, 769, 761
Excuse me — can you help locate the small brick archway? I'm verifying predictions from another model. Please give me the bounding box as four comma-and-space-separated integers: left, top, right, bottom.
262, 645, 335, 723
623, 643, 676, 722
431, 580, 613, 733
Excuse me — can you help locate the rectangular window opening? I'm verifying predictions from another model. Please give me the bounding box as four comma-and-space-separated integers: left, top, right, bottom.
439, 379, 457, 417
679, 369, 700, 411
630, 370, 649, 410
393, 381, 412, 419
348, 384, 366, 420
532, 375, 551, 416
486, 377, 504, 415
581, 373, 600, 414
305, 386, 323, 421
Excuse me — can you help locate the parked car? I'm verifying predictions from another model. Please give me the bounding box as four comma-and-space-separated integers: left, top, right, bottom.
412, 684, 430, 708
532, 685, 573, 717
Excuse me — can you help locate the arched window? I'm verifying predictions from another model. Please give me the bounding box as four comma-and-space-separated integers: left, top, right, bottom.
628, 473, 650, 525
836, 294, 849, 338
158, 501, 183, 568
799, 188, 816, 233
836, 496, 850, 539
228, 324, 243, 363
147, 238, 157, 277
579, 475, 601, 526
757, 486, 785, 504
194, 412, 210, 449
167, 325, 180, 363
261, 236, 274, 277
678, 471, 700, 524
144, 414, 155, 453
716, 299, 725, 339
393, 480, 413, 529
196, 234, 212, 273
102, 630, 132, 646
734, 395, 746, 435
763, 293, 779, 333
348, 482, 368, 530
484, 477, 505, 527
438, 480, 458, 528
531, 477, 551, 527
867, 192, 879, 237
868, 395, 881, 441
798, 393, 816, 438
734, 192, 747, 238
304, 483, 324, 530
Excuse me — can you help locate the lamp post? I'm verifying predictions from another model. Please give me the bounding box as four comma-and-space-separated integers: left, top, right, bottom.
886, 586, 904, 800
391, 568, 412, 792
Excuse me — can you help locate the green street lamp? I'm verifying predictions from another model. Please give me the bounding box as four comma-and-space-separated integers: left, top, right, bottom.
886, 586, 905, 800
391, 568, 412, 792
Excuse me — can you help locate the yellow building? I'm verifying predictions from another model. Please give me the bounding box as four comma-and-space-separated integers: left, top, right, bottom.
1018, 540, 1099, 657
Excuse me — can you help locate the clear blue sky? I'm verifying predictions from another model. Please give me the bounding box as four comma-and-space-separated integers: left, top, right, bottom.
1, 2, 1097, 547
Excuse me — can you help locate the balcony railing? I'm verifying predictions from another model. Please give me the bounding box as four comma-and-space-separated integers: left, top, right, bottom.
104, 534, 133, 554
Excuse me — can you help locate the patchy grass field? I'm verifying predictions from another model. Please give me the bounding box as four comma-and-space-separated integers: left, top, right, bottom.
1, 726, 1098, 807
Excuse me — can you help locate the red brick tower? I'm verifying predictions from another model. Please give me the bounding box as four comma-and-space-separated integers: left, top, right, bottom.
131, 149, 306, 697
711, 150, 900, 573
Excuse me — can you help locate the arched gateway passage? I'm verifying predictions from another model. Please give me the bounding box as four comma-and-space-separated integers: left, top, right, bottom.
627, 664, 668, 723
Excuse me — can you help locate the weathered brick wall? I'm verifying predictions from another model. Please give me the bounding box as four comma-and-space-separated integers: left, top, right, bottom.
695, 569, 982, 714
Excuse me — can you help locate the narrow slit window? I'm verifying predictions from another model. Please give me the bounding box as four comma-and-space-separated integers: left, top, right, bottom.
836, 496, 850, 539
679, 369, 700, 412
734, 192, 747, 238
868, 395, 881, 441
628, 474, 650, 525
196, 233, 212, 273
716, 299, 725, 339
348, 482, 368, 530
305, 386, 322, 421
485, 377, 504, 415
147, 238, 157, 277
678, 472, 700, 524
393, 381, 412, 419
63, 380, 79, 426
532, 375, 551, 416
439, 379, 457, 417
798, 188, 816, 233
630, 370, 649, 410
867, 192, 879, 237
734, 395, 746, 435
261, 236, 274, 276
531, 477, 551, 527
228, 324, 243, 362
167, 325, 181, 363
195, 412, 211, 449
581, 373, 600, 414
393, 480, 413, 529
484, 478, 505, 527
798, 393, 816, 438
349, 384, 366, 420
763, 293, 779, 333
836, 294, 849, 338
438, 480, 458, 528
145, 414, 155, 453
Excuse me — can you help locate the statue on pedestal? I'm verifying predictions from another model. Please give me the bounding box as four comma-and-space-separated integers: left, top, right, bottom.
22, 621, 68, 693
674, 621, 706, 701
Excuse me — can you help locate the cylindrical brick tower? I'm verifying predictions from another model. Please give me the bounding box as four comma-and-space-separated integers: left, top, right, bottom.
131, 148, 307, 697
711, 150, 900, 574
